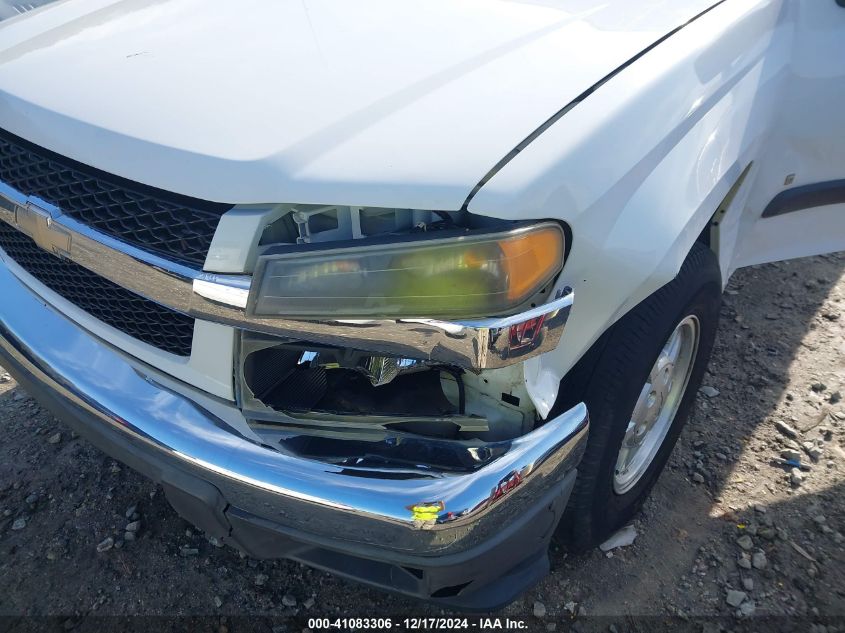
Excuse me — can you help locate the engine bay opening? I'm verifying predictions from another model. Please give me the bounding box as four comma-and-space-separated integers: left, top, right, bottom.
258, 205, 485, 248
238, 333, 539, 453
243, 343, 471, 435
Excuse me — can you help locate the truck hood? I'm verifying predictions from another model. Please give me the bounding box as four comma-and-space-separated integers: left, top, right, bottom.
0, 0, 718, 210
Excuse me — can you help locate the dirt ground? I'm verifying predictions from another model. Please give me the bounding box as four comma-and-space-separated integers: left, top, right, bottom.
1, 252, 844, 630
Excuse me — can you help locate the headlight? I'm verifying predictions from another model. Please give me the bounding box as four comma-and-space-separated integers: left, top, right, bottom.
248, 222, 564, 319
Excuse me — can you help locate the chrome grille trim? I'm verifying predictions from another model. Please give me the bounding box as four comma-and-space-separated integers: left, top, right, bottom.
0, 222, 196, 356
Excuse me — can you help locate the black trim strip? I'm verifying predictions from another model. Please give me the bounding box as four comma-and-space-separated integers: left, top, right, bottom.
461, 0, 730, 211
761, 179, 845, 218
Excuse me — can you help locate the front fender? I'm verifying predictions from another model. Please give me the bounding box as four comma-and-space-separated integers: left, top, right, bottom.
467, 0, 789, 417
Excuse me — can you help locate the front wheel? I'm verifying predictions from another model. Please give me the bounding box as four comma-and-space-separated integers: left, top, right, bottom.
559, 242, 721, 550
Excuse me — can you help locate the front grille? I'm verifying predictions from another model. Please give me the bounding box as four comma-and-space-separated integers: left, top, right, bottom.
0, 128, 233, 266
0, 222, 195, 356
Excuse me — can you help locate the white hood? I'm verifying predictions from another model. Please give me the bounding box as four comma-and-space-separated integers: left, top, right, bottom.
0, 0, 718, 209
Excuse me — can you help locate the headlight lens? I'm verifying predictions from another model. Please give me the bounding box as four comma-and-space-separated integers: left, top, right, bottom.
249, 223, 564, 319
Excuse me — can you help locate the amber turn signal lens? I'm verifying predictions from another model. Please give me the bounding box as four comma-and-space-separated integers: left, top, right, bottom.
499, 225, 565, 303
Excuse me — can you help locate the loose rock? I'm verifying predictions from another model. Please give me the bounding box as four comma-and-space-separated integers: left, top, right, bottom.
775, 421, 800, 439
751, 551, 767, 570
726, 590, 747, 608
758, 527, 777, 541
700, 386, 720, 398
47, 432, 61, 445
739, 601, 756, 617
533, 601, 547, 618
282, 594, 297, 608
736, 535, 754, 551
96, 537, 114, 553
11, 518, 26, 531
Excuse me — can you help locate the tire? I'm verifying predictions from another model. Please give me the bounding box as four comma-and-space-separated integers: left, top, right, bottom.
557, 242, 722, 551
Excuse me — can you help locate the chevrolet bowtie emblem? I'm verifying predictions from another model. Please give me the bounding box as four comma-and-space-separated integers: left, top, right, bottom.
14, 202, 72, 257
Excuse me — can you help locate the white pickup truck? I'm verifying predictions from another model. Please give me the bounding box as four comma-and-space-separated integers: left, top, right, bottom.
0, 0, 843, 609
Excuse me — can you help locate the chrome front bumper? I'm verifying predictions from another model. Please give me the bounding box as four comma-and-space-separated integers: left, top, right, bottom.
0, 260, 588, 564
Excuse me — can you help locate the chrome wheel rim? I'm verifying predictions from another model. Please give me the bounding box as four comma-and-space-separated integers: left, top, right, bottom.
613, 315, 700, 495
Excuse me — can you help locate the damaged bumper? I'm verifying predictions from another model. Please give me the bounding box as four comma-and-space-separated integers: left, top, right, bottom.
0, 261, 588, 608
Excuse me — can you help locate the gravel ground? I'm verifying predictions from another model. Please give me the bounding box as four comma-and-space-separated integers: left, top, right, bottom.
1, 252, 844, 629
